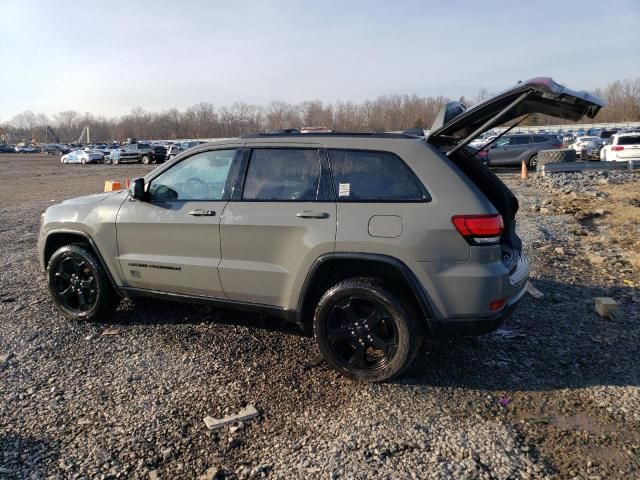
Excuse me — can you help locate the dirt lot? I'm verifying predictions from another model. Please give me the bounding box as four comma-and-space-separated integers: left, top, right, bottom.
1, 153, 639, 480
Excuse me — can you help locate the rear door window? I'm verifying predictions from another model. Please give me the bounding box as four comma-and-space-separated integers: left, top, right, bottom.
328, 149, 428, 202
242, 148, 323, 201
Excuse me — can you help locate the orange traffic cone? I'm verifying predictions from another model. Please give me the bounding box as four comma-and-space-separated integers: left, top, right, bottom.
521, 160, 528, 179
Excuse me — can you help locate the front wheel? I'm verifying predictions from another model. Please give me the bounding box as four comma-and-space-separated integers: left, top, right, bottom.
47, 244, 118, 321
313, 278, 421, 382
141, 155, 150, 165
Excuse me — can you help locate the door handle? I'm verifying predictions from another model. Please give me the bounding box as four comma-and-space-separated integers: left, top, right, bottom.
188, 209, 216, 217
296, 211, 330, 219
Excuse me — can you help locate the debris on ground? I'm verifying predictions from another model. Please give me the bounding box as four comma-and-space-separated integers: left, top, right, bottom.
198, 466, 220, 480
594, 297, 618, 320
498, 396, 511, 407
303, 352, 325, 371
101, 327, 123, 336
0, 352, 13, 364
527, 416, 553, 425
204, 405, 259, 430
229, 421, 244, 434
525, 281, 544, 299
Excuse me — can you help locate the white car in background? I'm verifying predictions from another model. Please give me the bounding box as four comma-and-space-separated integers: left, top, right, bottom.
600, 133, 640, 162
61, 149, 104, 164
469, 135, 498, 148
569, 136, 599, 158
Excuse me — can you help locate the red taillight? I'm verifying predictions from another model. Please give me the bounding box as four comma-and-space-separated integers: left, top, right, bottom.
612, 146, 624, 151
552, 143, 562, 148
477, 149, 488, 158
452, 214, 503, 244
489, 299, 506, 311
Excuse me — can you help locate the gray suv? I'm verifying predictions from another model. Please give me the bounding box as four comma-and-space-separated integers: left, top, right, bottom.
38, 78, 604, 381
487, 133, 563, 167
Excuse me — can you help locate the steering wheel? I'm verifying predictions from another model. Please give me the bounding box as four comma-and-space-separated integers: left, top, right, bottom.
183, 177, 207, 199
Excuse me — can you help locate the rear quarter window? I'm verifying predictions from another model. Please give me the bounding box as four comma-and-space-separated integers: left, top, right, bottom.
509, 136, 530, 145
328, 149, 428, 202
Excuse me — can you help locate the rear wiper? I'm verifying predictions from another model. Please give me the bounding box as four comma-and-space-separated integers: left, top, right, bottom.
470, 114, 531, 156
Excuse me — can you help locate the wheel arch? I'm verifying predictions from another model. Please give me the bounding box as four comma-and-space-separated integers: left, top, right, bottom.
296, 253, 435, 336
43, 230, 122, 296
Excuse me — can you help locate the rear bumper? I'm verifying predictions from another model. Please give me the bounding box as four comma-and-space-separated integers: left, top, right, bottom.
416, 251, 530, 338
430, 280, 527, 337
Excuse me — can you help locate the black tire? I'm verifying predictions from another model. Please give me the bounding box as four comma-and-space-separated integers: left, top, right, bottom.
313, 277, 422, 382
81, 157, 86, 165
141, 155, 150, 165
47, 244, 118, 321
528, 154, 538, 169
113, 156, 119, 164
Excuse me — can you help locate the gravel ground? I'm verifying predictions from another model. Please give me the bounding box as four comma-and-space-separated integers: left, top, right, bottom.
1, 154, 639, 480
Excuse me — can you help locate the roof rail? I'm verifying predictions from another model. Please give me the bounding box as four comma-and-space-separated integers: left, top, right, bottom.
240, 131, 421, 140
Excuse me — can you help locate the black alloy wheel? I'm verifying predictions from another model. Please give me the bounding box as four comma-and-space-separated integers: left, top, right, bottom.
47, 244, 118, 320
314, 278, 421, 382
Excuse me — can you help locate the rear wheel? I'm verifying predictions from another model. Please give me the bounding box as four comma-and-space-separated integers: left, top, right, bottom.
81, 157, 86, 165
47, 244, 118, 321
141, 154, 150, 165
313, 278, 421, 382
528, 154, 538, 169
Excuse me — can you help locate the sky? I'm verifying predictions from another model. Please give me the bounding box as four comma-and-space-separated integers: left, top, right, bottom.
1, 0, 639, 120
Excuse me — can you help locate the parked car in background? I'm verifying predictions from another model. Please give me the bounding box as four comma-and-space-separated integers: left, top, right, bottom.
61, 149, 104, 164
600, 133, 640, 162
151, 144, 168, 162
487, 134, 563, 167
89, 144, 113, 157
580, 138, 605, 160
599, 129, 619, 140
166, 141, 207, 160
166, 144, 182, 160
469, 135, 497, 149
15, 145, 38, 153
107, 143, 158, 164
568, 136, 598, 158
43, 144, 71, 155
0, 144, 15, 153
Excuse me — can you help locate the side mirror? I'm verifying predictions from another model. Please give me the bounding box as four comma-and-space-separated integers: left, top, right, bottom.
130, 177, 146, 201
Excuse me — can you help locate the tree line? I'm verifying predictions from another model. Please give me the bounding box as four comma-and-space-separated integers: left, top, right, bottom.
2, 78, 639, 143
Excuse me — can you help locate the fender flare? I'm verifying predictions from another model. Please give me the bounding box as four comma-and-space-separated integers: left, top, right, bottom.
43, 229, 125, 297
296, 252, 436, 333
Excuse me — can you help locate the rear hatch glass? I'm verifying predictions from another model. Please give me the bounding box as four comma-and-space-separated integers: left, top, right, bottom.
618, 136, 640, 145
